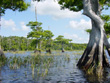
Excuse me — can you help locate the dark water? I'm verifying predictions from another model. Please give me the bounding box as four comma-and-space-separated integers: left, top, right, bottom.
0, 51, 110, 83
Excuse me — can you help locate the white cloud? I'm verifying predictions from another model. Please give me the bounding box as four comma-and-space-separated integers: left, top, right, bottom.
1, 18, 18, 31
69, 19, 92, 30
64, 33, 78, 39
12, 27, 18, 31
64, 33, 89, 43
1, 18, 30, 32
31, 0, 82, 19
20, 22, 30, 31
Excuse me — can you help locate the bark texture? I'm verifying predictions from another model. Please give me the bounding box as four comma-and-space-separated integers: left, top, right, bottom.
36, 40, 38, 49
77, 0, 110, 76
0, 49, 4, 56
62, 43, 65, 52
34, 49, 41, 53
46, 49, 51, 54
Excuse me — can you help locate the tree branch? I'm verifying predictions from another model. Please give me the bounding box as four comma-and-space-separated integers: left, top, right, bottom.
83, 0, 104, 27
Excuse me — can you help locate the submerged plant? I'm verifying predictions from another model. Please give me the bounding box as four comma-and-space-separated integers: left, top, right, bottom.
2, 52, 74, 79
0, 55, 7, 67
9, 55, 23, 69
65, 54, 70, 62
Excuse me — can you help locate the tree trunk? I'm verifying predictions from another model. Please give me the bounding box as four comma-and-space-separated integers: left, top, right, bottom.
36, 40, 38, 49
0, 49, 4, 56
62, 43, 64, 52
77, 0, 110, 76
46, 49, 51, 54
34, 40, 41, 53
39, 40, 42, 50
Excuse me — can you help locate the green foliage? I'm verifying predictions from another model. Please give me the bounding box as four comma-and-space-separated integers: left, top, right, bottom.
86, 15, 110, 36
27, 21, 43, 38
43, 30, 54, 40
58, 0, 83, 11
0, 36, 33, 51
27, 21, 42, 31
27, 21, 55, 50
0, 35, 86, 51
99, 0, 110, 9
59, 0, 110, 12
55, 35, 70, 44
0, 0, 30, 14
101, 15, 110, 22
59, 0, 110, 36
104, 22, 110, 35
0, 55, 7, 67
54, 35, 73, 50
101, 15, 110, 35
85, 29, 92, 34
72, 43, 87, 50
27, 21, 43, 39
27, 21, 44, 49
43, 30, 54, 49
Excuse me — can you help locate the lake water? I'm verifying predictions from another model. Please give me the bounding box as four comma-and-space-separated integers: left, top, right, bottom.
0, 51, 110, 83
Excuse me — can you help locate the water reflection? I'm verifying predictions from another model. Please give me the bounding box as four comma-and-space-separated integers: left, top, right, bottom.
0, 51, 109, 83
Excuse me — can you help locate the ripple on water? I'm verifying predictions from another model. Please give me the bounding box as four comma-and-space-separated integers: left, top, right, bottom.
1, 51, 110, 83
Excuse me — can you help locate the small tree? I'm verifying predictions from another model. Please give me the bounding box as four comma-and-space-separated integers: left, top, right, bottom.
55, 35, 70, 52
27, 21, 44, 52
43, 30, 54, 53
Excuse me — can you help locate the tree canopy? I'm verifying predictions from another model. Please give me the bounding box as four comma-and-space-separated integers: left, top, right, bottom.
0, 0, 30, 14
58, 0, 110, 12
55, 35, 69, 44
27, 21, 43, 39
44, 30, 54, 40
27, 21, 44, 49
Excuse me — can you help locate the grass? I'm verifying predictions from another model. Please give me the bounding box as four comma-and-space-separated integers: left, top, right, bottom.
31, 51, 70, 56
5, 54, 55, 78
0, 55, 7, 67
1, 50, 80, 78
1, 50, 108, 82
4, 51, 26, 54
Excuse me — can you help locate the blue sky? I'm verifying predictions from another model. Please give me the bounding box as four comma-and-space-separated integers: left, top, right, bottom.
1, 0, 109, 43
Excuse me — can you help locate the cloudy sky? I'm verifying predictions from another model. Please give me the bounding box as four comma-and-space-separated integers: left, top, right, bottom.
1, 0, 109, 43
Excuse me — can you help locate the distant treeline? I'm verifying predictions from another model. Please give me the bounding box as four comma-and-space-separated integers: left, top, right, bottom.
0, 36, 87, 51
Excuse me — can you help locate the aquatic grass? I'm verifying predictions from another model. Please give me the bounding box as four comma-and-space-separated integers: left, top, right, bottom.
0, 51, 108, 83
75, 58, 78, 61
8, 55, 24, 69
0, 55, 7, 67
41, 68, 49, 77
31, 61, 36, 78
6, 55, 54, 77
64, 54, 70, 62
36, 67, 40, 77
21, 55, 54, 78
72, 51, 84, 55
31, 51, 69, 56
3, 52, 74, 78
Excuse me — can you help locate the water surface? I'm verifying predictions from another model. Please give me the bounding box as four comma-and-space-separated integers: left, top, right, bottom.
0, 51, 110, 83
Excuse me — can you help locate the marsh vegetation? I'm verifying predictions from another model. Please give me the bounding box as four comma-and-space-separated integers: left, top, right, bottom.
0, 51, 109, 83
